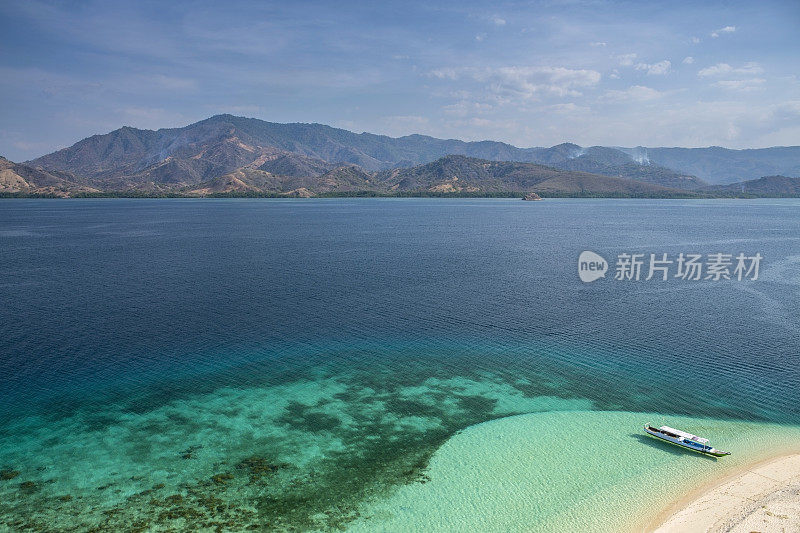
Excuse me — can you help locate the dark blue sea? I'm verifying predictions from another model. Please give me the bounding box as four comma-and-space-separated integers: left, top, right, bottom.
1, 198, 799, 529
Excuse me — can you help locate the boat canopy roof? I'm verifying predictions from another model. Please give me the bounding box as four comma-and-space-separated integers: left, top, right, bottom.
660, 426, 709, 444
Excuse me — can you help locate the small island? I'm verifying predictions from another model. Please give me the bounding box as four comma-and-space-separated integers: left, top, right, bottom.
522, 192, 543, 201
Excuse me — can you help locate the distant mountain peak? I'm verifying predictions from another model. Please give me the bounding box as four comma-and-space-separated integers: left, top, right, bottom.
553, 142, 582, 150
19, 115, 800, 194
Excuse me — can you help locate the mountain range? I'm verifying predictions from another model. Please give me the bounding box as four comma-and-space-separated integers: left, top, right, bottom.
2, 114, 799, 198
0, 156, 97, 197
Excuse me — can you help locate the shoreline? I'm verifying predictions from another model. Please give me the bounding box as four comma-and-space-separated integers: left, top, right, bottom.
347, 411, 800, 532
2, 193, 797, 199
645, 451, 800, 532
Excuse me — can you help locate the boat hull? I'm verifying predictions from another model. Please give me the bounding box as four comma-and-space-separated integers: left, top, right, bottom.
644, 425, 730, 457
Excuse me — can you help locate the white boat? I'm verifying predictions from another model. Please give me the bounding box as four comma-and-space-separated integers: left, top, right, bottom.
644, 424, 731, 457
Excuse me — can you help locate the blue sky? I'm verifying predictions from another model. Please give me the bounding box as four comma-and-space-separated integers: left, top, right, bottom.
1, 0, 798, 161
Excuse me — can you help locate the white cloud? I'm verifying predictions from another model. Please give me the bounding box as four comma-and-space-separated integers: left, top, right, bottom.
467, 117, 501, 127
431, 68, 460, 80
711, 25, 736, 38
698, 63, 732, 76
634, 60, 671, 75
431, 66, 601, 101
442, 100, 493, 117
697, 62, 763, 77
713, 78, 766, 91
590, 41, 607, 47
491, 16, 506, 26
546, 103, 589, 114
617, 53, 637, 66
691, 36, 701, 44
596, 100, 796, 147
682, 56, 695, 65
609, 69, 620, 79
602, 85, 664, 102
493, 66, 601, 98
383, 115, 429, 127
475, 33, 486, 42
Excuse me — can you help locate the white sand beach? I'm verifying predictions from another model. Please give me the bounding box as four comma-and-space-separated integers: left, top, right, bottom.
348, 411, 800, 532
652, 453, 800, 532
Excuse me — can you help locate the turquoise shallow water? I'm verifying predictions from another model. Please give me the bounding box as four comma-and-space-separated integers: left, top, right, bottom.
349, 411, 800, 532
1, 198, 799, 530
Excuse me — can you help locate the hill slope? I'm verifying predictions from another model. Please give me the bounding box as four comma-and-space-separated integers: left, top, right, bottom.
27, 115, 542, 181
703, 175, 800, 197
22, 115, 800, 191
24, 115, 706, 190
0, 156, 97, 196
188, 164, 375, 196
377, 155, 691, 197
553, 147, 706, 189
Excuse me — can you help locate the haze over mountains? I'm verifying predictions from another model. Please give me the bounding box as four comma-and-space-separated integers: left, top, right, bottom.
3, 114, 799, 197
